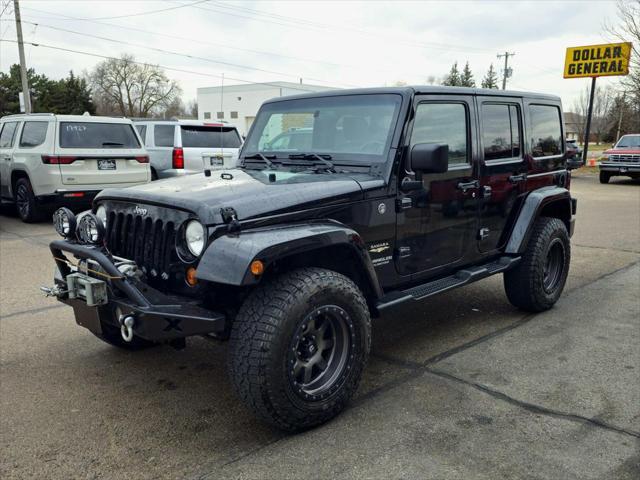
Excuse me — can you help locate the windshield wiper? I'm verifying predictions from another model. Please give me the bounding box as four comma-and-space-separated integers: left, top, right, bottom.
288, 153, 335, 173
243, 153, 277, 169
102, 141, 124, 146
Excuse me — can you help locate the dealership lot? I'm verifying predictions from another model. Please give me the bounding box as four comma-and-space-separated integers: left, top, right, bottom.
0, 173, 638, 479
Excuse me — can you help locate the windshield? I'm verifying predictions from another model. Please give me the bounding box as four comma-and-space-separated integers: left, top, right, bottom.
615, 135, 640, 148
243, 94, 402, 163
59, 122, 140, 149
180, 125, 242, 148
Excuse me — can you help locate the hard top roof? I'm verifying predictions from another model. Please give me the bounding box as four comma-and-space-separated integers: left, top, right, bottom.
0, 113, 134, 123
263, 85, 561, 104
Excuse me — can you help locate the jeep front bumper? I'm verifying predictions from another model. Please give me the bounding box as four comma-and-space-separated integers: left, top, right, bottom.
49, 240, 226, 342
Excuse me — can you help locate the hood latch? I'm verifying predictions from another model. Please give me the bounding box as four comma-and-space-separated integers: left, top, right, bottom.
220, 207, 241, 233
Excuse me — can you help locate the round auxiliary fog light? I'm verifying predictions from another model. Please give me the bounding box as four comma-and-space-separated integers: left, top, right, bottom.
76, 213, 106, 245
52, 207, 77, 238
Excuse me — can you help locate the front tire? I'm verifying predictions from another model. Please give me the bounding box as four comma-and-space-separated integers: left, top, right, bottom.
228, 268, 371, 431
599, 171, 611, 184
504, 217, 570, 312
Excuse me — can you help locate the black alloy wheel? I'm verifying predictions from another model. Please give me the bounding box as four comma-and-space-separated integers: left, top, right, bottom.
288, 305, 352, 400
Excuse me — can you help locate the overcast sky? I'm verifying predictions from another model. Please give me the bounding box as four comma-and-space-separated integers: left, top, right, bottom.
0, 0, 629, 110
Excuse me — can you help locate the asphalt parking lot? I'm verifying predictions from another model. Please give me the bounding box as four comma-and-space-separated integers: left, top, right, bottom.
1, 172, 638, 480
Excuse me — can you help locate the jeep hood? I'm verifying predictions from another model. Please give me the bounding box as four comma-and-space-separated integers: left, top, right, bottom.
96, 168, 383, 224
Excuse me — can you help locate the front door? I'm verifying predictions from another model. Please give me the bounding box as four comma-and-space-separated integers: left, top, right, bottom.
395, 96, 479, 277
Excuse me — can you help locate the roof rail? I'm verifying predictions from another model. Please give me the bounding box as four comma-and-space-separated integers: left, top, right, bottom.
2, 112, 55, 118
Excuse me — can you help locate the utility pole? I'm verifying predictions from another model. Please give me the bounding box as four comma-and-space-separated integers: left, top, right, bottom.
13, 0, 31, 113
497, 51, 515, 90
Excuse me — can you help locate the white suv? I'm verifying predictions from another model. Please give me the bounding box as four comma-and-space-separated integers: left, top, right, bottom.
133, 119, 242, 179
0, 113, 150, 222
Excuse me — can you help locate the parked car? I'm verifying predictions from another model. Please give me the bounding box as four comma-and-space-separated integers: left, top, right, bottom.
599, 134, 640, 183
133, 119, 242, 179
0, 113, 149, 222
566, 139, 583, 169
44, 86, 576, 431
263, 127, 312, 152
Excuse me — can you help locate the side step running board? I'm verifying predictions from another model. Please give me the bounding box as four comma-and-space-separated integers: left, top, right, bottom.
376, 256, 521, 311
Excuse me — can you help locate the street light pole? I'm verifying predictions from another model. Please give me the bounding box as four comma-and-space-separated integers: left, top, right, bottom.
13, 0, 31, 113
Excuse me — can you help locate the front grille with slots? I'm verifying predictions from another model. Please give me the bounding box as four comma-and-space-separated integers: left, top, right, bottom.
609, 154, 640, 163
101, 202, 190, 281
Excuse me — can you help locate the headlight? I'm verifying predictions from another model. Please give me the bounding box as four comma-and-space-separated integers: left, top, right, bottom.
52, 207, 76, 238
184, 220, 205, 257
76, 213, 105, 244
96, 205, 107, 228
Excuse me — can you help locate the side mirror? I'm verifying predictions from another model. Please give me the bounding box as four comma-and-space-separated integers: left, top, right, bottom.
410, 143, 449, 174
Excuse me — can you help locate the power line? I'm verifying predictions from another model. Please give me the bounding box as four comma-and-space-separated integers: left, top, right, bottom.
0, 19, 358, 88
71, 0, 210, 21
0, 38, 346, 92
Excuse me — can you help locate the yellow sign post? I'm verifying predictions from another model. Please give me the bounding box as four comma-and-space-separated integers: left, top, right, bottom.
563, 42, 632, 163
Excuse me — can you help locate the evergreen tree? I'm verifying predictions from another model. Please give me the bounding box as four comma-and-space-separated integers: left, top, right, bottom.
481, 63, 499, 89
460, 62, 476, 87
0, 65, 95, 115
441, 62, 461, 86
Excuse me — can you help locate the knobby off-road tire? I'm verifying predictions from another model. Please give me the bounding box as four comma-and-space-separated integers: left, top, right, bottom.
228, 268, 371, 431
599, 171, 611, 184
504, 217, 570, 313
15, 177, 44, 223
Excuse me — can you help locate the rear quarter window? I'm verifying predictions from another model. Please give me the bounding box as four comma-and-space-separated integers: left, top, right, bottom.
529, 105, 563, 158
0, 122, 20, 148
19, 121, 49, 148
59, 122, 140, 148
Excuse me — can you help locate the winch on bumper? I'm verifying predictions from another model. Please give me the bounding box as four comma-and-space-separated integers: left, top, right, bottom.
46, 239, 226, 343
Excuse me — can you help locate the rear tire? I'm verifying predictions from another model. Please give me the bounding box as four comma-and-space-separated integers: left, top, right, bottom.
504, 217, 570, 313
228, 268, 371, 431
599, 171, 611, 184
14, 177, 43, 223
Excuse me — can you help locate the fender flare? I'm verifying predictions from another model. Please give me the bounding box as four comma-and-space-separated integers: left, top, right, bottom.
196, 222, 383, 298
505, 186, 572, 254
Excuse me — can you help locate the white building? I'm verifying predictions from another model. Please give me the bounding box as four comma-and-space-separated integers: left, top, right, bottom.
197, 81, 336, 136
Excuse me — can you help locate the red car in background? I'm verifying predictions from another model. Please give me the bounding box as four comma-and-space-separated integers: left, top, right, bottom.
599, 134, 640, 183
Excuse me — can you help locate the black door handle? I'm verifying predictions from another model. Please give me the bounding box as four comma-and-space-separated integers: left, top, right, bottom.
457, 180, 479, 192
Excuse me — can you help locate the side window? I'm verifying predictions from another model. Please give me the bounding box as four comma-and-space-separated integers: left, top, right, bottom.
481, 103, 521, 161
154, 125, 174, 147
135, 124, 147, 144
0, 122, 19, 148
530, 105, 562, 158
19, 122, 49, 148
411, 102, 469, 165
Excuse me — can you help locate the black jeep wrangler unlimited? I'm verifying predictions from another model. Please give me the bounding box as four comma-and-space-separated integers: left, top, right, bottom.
45, 87, 576, 431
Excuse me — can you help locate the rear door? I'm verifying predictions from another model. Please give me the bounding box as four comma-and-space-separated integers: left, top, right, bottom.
0, 121, 20, 197
179, 124, 242, 170
476, 97, 527, 252
56, 121, 149, 185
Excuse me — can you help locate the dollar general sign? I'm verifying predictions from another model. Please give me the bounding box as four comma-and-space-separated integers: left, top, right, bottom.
564, 42, 632, 78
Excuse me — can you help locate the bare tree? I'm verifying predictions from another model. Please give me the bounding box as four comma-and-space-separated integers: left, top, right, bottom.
603, 1, 640, 133
572, 84, 615, 144
88, 54, 181, 117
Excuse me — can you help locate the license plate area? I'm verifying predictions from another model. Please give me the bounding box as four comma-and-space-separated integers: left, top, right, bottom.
67, 272, 108, 306
98, 158, 116, 170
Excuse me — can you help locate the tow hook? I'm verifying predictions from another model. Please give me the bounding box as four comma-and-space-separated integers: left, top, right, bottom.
119, 314, 136, 342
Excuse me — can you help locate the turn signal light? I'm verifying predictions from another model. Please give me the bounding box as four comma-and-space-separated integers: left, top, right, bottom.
135, 155, 149, 163
42, 155, 77, 164
185, 267, 198, 286
250, 260, 264, 276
